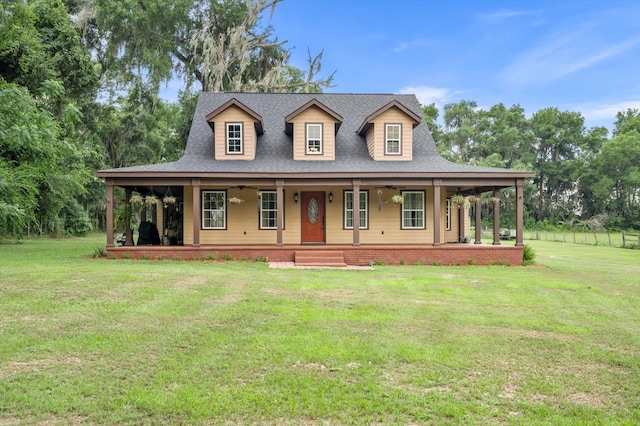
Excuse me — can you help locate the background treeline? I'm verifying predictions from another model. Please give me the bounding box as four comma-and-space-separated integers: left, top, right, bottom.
1, 0, 638, 238
422, 101, 640, 231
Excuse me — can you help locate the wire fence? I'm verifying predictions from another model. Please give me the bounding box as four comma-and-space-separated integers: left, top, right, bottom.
525, 230, 640, 248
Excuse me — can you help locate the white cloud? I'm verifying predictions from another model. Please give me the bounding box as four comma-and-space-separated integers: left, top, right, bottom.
478, 9, 542, 23
397, 86, 459, 108
575, 100, 640, 122
393, 39, 434, 53
501, 31, 640, 87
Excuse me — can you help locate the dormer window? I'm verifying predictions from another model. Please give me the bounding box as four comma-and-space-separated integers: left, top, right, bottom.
306, 124, 323, 154
226, 123, 243, 154
385, 124, 401, 155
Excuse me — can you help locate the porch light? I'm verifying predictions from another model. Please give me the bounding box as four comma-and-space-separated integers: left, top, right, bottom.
328, 192, 333, 203
294, 192, 299, 203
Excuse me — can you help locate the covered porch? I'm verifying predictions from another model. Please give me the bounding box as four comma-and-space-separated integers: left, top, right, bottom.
102, 173, 527, 266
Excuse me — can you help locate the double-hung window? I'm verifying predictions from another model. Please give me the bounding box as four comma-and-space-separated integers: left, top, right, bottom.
385, 124, 401, 154
401, 191, 425, 229
306, 123, 322, 154
259, 191, 278, 229
226, 123, 242, 154
202, 191, 226, 229
344, 191, 368, 229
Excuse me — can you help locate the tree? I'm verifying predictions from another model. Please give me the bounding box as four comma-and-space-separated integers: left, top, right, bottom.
440, 100, 481, 162
74, 0, 333, 94
475, 104, 535, 169
584, 109, 640, 229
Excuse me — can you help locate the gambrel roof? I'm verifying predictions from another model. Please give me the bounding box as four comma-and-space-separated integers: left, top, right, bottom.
98, 92, 531, 178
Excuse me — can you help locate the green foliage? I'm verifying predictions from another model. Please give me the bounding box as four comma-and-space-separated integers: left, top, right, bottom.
522, 244, 536, 265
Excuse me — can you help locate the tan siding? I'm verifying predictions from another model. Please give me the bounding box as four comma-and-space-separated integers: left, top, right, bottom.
213, 106, 257, 160
291, 107, 336, 161
184, 185, 450, 246
365, 126, 376, 159
365, 107, 414, 161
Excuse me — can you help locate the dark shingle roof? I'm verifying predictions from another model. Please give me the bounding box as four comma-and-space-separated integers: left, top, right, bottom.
98, 92, 529, 176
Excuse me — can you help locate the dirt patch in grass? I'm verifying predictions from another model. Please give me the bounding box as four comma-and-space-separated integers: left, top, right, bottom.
0, 356, 83, 380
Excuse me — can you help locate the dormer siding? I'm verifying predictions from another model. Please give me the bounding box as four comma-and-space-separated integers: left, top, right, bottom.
212, 105, 257, 161
365, 107, 414, 161
289, 106, 339, 161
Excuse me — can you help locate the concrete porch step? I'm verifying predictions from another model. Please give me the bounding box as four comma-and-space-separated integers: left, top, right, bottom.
294, 250, 347, 267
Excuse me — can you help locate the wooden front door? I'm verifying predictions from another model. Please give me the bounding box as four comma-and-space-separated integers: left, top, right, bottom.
301, 192, 325, 243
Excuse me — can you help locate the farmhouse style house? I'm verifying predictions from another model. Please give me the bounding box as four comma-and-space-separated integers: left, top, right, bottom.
97, 92, 533, 265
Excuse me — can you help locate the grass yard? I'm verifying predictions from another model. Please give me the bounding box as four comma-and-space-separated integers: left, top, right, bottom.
1, 235, 639, 425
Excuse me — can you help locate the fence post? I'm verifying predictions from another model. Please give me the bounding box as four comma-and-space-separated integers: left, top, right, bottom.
622, 232, 626, 246
608, 233, 611, 247
593, 232, 598, 245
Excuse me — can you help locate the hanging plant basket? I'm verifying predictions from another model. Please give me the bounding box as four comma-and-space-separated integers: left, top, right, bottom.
450, 194, 465, 205
489, 196, 501, 205
145, 195, 159, 206
163, 196, 177, 205
467, 195, 478, 204
228, 197, 244, 205
391, 194, 404, 205
129, 194, 144, 206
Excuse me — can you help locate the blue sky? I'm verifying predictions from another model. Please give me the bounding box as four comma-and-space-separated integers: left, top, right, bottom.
260, 0, 640, 131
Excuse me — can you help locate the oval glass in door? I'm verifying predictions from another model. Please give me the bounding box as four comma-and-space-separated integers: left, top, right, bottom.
308, 198, 319, 223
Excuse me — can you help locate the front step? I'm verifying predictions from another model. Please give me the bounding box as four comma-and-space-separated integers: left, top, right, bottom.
294, 250, 347, 267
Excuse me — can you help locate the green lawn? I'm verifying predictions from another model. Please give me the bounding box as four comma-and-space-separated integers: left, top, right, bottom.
1, 235, 639, 425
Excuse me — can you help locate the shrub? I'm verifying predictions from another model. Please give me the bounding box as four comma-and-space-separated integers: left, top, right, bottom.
467, 258, 476, 265
206, 253, 218, 261
522, 244, 536, 265
172, 255, 182, 261
157, 255, 166, 260
255, 256, 267, 262
93, 246, 105, 258
122, 253, 132, 259
223, 253, 234, 261
140, 254, 152, 260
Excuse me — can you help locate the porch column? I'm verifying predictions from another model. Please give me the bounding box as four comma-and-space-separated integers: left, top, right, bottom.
433, 181, 442, 246
276, 180, 284, 246
474, 197, 482, 244
125, 188, 133, 246
192, 178, 200, 247
352, 179, 360, 246
458, 200, 466, 243
515, 179, 525, 246
493, 189, 501, 246
106, 180, 114, 247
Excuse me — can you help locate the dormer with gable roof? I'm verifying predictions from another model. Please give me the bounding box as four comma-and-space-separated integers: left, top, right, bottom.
356, 100, 422, 161
206, 98, 264, 161
285, 99, 343, 161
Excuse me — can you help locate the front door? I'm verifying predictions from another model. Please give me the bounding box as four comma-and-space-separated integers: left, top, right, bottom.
301, 192, 325, 243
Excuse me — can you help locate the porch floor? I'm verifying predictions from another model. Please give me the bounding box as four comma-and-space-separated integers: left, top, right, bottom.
106, 243, 524, 266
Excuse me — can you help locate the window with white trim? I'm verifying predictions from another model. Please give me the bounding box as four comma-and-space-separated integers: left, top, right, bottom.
344, 190, 368, 229
306, 123, 322, 154
385, 124, 401, 154
260, 191, 278, 229
402, 191, 425, 229
446, 198, 451, 230
226, 123, 242, 154
202, 191, 226, 229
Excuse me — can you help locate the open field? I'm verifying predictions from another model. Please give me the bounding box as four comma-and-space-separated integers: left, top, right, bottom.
1, 235, 639, 425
